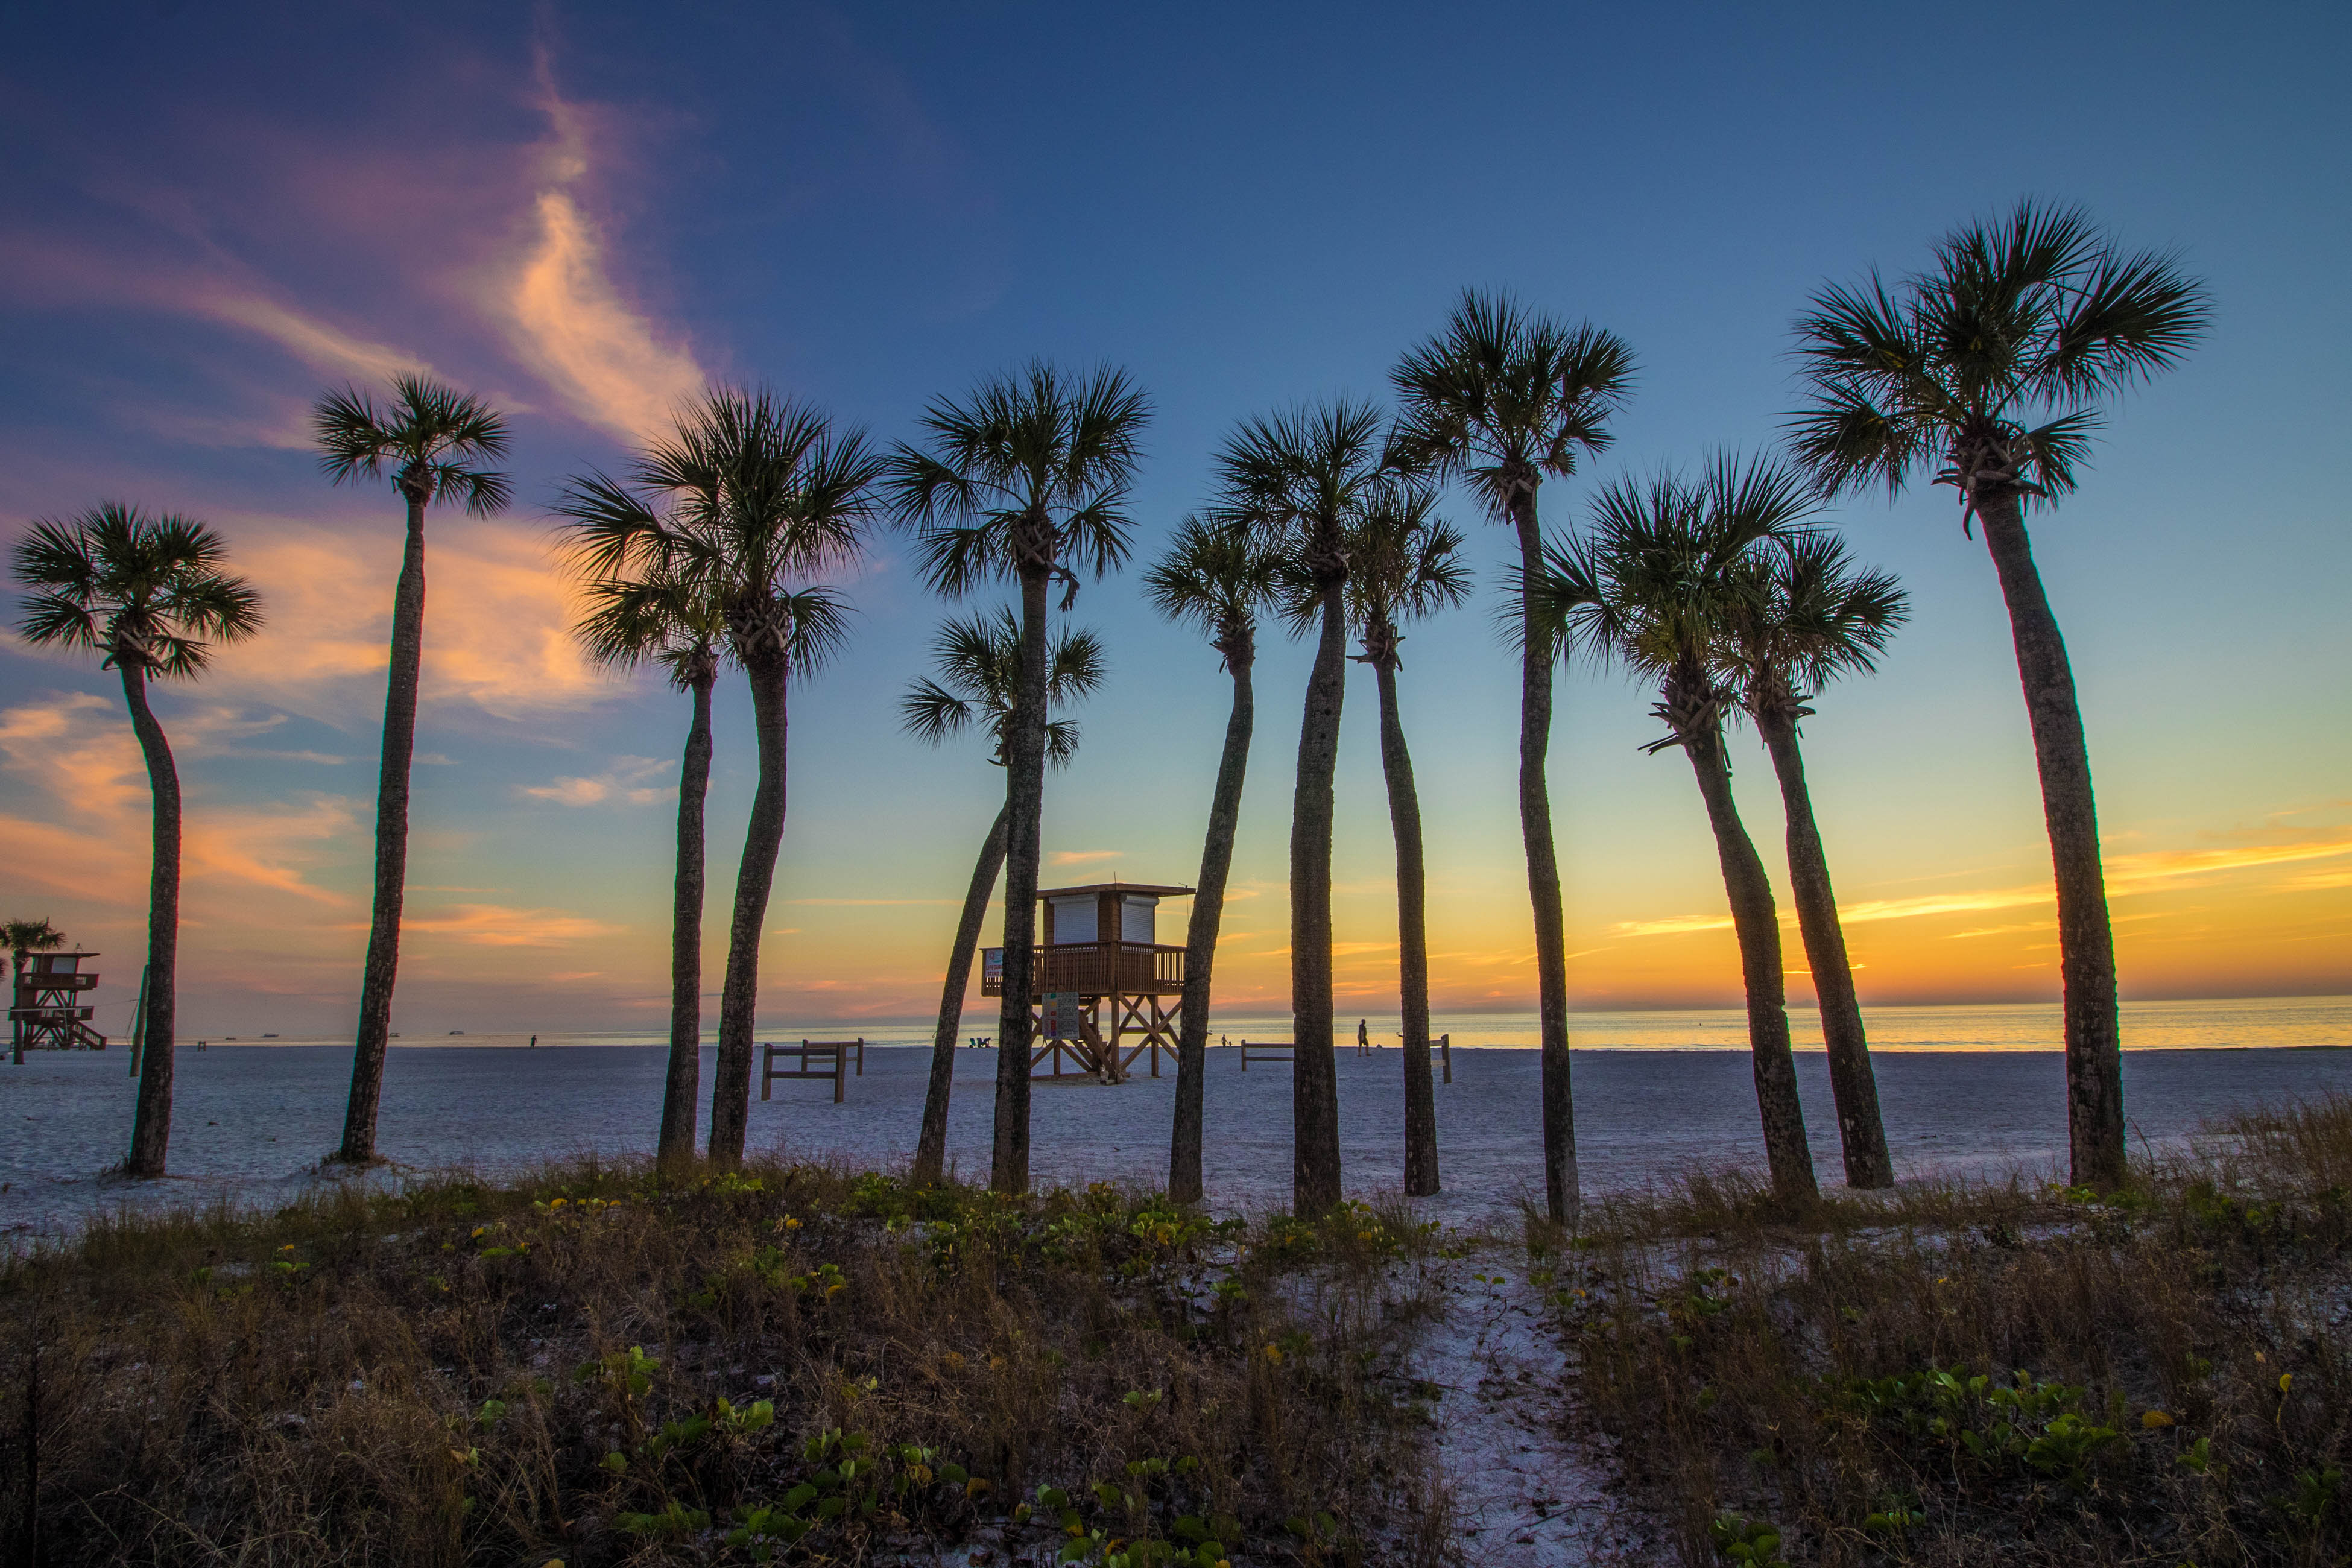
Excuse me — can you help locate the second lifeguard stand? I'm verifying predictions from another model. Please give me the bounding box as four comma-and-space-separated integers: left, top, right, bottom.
984, 880, 1193, 1080
11, 950, 106, 1057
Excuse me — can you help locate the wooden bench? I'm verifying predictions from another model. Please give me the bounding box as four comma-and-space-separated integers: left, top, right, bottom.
760, 1038, 864, 1104
1238, 1039, 1294, 1071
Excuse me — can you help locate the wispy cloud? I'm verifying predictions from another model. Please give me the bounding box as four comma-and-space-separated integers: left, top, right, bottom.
1049, 849, 1122, 866
402, 903, 626, 948
1610, 912, 1735, 939
495, 71, 704, 440
521, 755, 673, 806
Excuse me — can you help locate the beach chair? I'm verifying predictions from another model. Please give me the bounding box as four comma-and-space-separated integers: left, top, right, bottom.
1239, 1040, 1294, 1071
759, 1038, 865, 1104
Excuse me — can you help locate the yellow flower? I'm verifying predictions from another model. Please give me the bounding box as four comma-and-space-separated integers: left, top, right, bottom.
2142, 1409, 2175, 1429
1263, 1344, 1283, 1365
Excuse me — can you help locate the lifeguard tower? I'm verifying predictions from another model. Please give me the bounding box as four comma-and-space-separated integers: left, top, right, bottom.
11, 950, 106, 1055
983, 880, 1193, 1080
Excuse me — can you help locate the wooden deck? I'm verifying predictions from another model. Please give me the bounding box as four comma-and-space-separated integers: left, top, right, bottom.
981, 941, 1185, 998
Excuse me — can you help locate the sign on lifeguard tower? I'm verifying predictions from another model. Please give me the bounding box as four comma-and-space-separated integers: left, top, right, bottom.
981, 879, 1194, 1080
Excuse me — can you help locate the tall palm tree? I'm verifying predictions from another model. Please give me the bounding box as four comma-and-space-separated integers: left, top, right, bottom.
11, 504, 262, 1175
1145, 517, 1282, 1204
313, 375, 510, 1165
5, 917, 66, 1067
1786, 202, 2208, 1188
566, 387, 879, 1165
1346, 481, 1470, 1198
885, 363, 1149, 1195
1392, 291, 1636, 1226
557, 538, 730, 1165
1532, 458, 1819, 1204
1215, 399, 1389, 1216
1721, 534, 1908, 1189
902, 609, 1106, 1186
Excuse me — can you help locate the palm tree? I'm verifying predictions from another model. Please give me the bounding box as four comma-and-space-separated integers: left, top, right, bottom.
1346, 481, 1470, 1198
556, 536, 730, 1166
885, 363, 1149, 1195
1144, 517, 1283, 1204
11, 504, 262, 1175
1532, 458, 1818, 1204
566, 387, 879, 1165
902, 609, 1105, 1186
6, 917, 66, 1065
1721, 534, 1908, 1189
313, 375, 510, 1165
1786, 202, 2208, 1188
1392, 291, 1636, 1226
1215, 399, 1389, 1216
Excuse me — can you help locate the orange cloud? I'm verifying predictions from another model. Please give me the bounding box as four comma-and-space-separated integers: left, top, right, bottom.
1049, 849, 1123, 866
495, 81, 704, 440
521, 756, 674, 806
401, 903, 628, 948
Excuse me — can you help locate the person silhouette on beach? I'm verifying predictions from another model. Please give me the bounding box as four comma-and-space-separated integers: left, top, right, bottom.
1357, 1018, 1369, 1055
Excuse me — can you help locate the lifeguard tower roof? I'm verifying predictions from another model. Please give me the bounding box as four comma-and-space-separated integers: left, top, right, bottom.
1034, 880, 1195, 900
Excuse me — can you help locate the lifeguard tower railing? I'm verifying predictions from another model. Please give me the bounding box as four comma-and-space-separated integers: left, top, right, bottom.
980, 941, 1184, 997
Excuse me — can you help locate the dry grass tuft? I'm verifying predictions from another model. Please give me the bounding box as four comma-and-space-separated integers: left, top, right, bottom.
2, 1160, 1441, 1566
1551, 1093, 2352, 1566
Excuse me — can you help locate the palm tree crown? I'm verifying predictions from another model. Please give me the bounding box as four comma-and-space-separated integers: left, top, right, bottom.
1390, 289, 1636, 522
900, 609, 1106, 767
14, 502, 264, 674
1347, 479, 1471, 666
1143, 516, 1283, 674
1535, 456, 1814, 706
1720, 532, 1909, 724
1787, 201, 2209, 523
886, 362, 1149, 601
558, 387, 877, 673
1213, 398, 1390, 584
312, 373, 513, 513
571, 557, 730, 694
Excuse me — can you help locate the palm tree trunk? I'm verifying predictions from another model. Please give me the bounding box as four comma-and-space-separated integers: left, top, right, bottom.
118, 662, 179, 1178
1289, 579, 1348, 1216
1756, 707, 1891, 1189
657, 668, 716, 1164
1169, 652, 1254, 1204
915, 801, 1009, 1186
1683, 719, 1818, 1204
1510, 492, 1579, 1226
993, 566, 1052, 1193
709, 651, 790, 1165
1373, 656, 1439, 1197
338, 492, 426, 1164
1976, 490, 2123, 1188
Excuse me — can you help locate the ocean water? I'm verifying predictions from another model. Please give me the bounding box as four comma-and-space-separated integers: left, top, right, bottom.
182, 994, 2352, 1054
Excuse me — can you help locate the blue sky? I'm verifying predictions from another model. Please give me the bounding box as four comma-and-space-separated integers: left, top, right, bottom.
2, 1, 2347, 1037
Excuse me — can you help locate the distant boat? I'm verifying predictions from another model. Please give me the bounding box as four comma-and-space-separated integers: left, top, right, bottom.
260, 1033, 279, 1039
449, 1031, 464, 1035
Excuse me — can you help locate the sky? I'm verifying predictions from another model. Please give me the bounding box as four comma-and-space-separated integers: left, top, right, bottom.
2, 1, 2347, 1040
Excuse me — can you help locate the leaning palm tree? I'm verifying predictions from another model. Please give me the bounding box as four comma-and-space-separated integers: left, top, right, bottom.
1145, 517, 1283, 1204
1215, 398, 1390, 1216
11, 504, 262, 1175
5, 917, 66, 1067
885, 363, 1149, 1195
1391, 291, 1636, 1226
1346, 479, 1470, 1197
1532, 457, 1818, 1204
314, 374, 510, 1165
557, 537, 730, 1165
566, 387, 879, 1165
902, 609, 1106, 1186
1719, 534, 1908, 1189
1786, 201, 2208, 1188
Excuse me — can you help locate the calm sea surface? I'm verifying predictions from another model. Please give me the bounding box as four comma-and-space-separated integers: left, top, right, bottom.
190, 995, 2352, 1054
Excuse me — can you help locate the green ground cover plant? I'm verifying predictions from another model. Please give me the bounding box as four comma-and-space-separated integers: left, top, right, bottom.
1555, 1094, 2352, 1566
2, 1162, 1439, 1566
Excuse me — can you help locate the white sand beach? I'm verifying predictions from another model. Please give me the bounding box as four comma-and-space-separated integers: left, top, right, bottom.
8, 1038, 2351, 1241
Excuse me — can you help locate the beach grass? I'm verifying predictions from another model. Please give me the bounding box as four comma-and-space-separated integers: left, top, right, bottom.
1551, 1093, 2352, 1565
2, 1160, 1446, 1566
